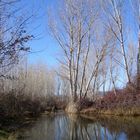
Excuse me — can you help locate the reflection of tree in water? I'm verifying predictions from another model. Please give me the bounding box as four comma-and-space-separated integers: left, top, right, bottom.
101, 117, 140, 140
81, 115, 140, 140
68, 114, 92, 140
18, 115, 56, 140
67, 115, 121, 140
66, 114, 106, 140
13, 114, 140, 140
54, 114, 94, 140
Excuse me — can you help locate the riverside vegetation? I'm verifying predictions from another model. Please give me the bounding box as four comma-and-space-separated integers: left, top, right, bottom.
0, 0, 140, 139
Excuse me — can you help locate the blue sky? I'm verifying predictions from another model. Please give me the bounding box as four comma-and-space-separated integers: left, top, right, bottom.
19, 0, 60, 68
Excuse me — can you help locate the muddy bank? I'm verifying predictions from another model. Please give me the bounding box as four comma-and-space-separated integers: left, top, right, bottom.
80, 107, 140, 116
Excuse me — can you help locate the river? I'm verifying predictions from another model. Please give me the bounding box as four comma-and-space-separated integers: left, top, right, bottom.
1, 112, 140, 140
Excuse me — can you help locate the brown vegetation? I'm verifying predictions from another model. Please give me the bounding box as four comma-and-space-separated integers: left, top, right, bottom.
80, 85, 140, 116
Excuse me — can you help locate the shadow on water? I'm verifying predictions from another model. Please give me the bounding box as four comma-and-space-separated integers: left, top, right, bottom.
1, 113, 140, 140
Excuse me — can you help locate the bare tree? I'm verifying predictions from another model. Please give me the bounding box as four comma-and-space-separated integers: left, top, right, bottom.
102, 0, 133, 84
109, 48, 118, 95
48, 0, 109, 102
1, 61, 56, 98
130, 0, 140, 89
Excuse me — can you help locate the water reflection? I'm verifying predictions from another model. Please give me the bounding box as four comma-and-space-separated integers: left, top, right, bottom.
1, 113, 140, 140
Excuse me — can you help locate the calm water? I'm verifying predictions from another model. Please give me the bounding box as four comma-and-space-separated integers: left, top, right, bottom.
2, 113, 140, 140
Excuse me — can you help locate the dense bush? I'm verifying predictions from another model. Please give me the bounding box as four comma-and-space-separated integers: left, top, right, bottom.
77, 98, 94, 110
95, 88, 140, 110
0, 90, 44, 118
0, 90, 69, 121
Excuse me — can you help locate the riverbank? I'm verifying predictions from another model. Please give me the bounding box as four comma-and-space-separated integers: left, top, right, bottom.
80, 107, 140, 116
80, 89, 140, 116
